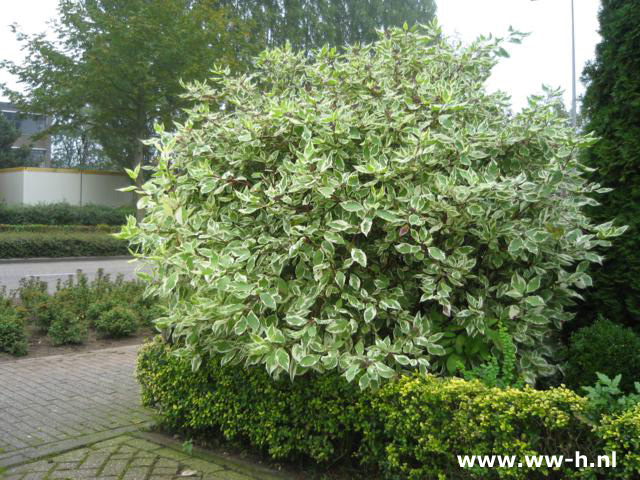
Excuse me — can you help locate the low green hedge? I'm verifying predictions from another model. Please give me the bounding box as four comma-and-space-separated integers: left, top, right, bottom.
0, 232, 129, 258
0, 203, 133, 225
0, 224, 120, 233
138, 340, 640, 480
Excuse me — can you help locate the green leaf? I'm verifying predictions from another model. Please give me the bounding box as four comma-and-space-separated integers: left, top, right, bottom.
376, 362, 396, 379
364, 305, 377, 322
351, 248, 367, 267
427, 247, 446, 262
508, 238, 523, 255
318, 187, 335, 198
527, 276, 541, 293
260, 292, 277, 310
524, 295, 545, 308
327, 220, 352, 231
511, 273, 527, 295
285, 315, 307, 327
376, 210, 400, 222
345, 365, 360, 382
360, 217, 372, 236
299, 355, 320, 368
427, 343, 446, 356
324, 231, 345, 244
246, 311, 260, 331
275, 348, 290, 371
341, 201, 364, 212
446, 353, 465, 373
165, 272, 178, 291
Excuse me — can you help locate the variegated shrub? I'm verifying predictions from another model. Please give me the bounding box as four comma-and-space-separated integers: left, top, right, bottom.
120, 24, 625, 388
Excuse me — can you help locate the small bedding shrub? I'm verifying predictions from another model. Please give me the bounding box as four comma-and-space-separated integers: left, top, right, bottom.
138, 340, 640, 479
0, 300, 27, 356
14, 271, 157, 344
581, 373, 640, 421
93, 306, 138, 338
565, 318, 640, 392
17, 277, 52, 331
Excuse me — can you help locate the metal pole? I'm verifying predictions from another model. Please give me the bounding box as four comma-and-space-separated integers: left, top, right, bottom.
571, 0, 577, 128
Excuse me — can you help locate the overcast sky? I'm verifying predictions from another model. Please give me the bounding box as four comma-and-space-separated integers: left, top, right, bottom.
0, 0, 601, 112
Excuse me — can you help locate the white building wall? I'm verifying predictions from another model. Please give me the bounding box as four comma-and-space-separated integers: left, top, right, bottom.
0, 169, 24, 205
80, 171, 134, 207
22, 169, 81, 205
0, 168, 134, 207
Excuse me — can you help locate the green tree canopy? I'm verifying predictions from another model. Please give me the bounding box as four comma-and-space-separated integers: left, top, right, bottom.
0, 113, 31, 168
228, 0, 437, 52
578, 0, 640, 326
1, 0, 256, 176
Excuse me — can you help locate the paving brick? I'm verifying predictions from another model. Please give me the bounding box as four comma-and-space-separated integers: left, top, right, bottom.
0, 345, 152, 467
1, 345, 291, 480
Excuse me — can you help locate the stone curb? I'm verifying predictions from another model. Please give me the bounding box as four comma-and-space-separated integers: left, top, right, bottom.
133, 431, 298, 480
0, 423, 153, 469
0, 343, 142, 365
0, 255, 134, 264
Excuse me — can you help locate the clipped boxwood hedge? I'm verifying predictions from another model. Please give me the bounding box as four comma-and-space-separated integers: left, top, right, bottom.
0, 232, 129, 258
0, 224, 120, 233
138, 340, 640, 479
0, 203, 133, 226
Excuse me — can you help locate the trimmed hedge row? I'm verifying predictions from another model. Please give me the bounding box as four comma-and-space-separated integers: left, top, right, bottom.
138, 340, 640, 480
0, 203, 134, 225
0, 224, 120, 233
0, 232, 129, 258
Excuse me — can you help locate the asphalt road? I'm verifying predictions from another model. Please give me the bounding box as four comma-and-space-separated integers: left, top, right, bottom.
0, 257, 148, 293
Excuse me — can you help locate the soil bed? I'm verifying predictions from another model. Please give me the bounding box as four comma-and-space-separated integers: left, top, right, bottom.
0, 324, 155, 362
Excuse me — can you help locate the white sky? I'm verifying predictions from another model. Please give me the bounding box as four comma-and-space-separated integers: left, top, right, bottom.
1, 0, 601, 112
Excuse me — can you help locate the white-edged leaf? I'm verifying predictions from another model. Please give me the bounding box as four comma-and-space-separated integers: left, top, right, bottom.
427, 247, 446, 262
351, 248, 367, 267
364, 305, 377, 322
260, 292, 277, 310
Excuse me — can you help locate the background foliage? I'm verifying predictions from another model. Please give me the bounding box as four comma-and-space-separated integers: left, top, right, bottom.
0, 112, 33, 168
578, 0, 640, 327
226, 0, 436, 52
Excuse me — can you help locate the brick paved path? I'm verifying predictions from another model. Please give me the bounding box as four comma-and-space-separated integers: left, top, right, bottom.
2, 435, 282, 480
0, 346, 291, 480
0, 346, 151, 468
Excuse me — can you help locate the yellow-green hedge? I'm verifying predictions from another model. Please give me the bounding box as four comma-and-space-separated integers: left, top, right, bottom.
137, 340, 640, 479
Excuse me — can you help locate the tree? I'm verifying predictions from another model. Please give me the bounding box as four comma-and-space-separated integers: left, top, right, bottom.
120, 25, 624, 388
227, 0, 437, 52
50, 132, 114, 170
578, 0, 640, 327
1, 0, 257, 202
0, 113, 31, 168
